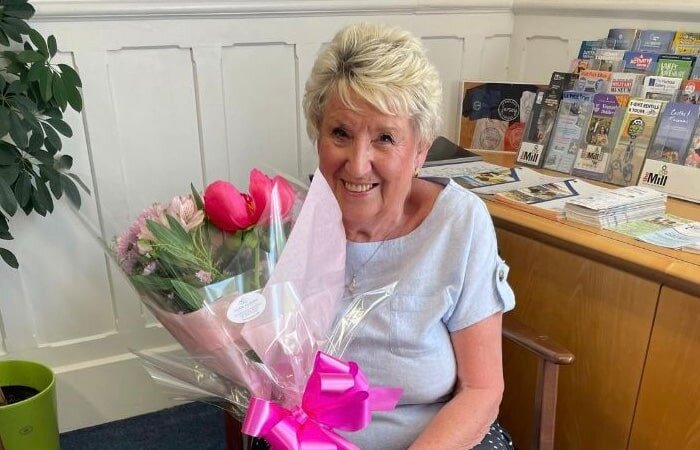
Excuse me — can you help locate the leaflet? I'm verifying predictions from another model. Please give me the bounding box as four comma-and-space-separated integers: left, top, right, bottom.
637, 222, 700, 248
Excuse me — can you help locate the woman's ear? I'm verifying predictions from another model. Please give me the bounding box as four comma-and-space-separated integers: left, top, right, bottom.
413, 140, 432, 172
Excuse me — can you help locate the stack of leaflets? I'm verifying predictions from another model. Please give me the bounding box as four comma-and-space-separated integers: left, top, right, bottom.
563, 186, 667, 228
492, 178, 607, 220
607, 215, 700, 252
419, 161, 571, 195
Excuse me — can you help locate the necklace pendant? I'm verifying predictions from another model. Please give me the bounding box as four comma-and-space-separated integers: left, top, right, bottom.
348, 275, 357, 293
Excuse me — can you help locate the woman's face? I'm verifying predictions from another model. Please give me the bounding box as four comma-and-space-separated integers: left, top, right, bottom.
317, 92, 427, 238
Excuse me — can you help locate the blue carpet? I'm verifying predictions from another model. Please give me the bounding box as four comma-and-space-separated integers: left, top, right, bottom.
60, 402, 227, 450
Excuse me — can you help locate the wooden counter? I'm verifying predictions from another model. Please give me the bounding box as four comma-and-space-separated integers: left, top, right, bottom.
473, 151, 700, 450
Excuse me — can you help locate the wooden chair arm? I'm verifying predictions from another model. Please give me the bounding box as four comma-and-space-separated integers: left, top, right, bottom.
502, 315, 574, 365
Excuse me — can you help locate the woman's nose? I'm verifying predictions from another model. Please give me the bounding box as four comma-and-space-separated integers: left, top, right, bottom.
345, 140, 372, 176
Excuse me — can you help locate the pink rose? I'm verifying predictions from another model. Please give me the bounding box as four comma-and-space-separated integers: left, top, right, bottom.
203, 181, 256, 232
248, 169, 296, 224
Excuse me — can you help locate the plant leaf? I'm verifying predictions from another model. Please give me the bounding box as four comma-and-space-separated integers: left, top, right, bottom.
0, 164, 20, 185
0, 248, 19, 269
3, 16, 31, 34
16, 49, 45, 63
31, 186, 47, 216
60, 173, 81, 208
8, 111, 28, 148
46, 117, 72, 137
55, 154, 73, 170
13, 171, 32, 207
0, 177, 18, 216
38, 67, 52, 102
27, 61, 44, 81
0, 141, 20, 164
0, 230, 12, 240
35, 179, 54, 213
47, 35, 57, 57
64, 82, 82, 112
52, 73, 67, 110
49, 177, 62, 199
57, 64, 81, 88
0, 29, 10, 46
3, 2, 35, 20
67, 172, 91, 195
0, 107, 12, 140
42, 122, 61, 151
28, 29, 48, 57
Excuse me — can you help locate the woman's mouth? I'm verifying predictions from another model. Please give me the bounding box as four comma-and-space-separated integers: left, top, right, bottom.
342, 181, 377, 193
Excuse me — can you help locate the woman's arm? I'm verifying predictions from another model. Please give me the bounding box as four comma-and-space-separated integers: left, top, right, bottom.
409, 312, 505, 450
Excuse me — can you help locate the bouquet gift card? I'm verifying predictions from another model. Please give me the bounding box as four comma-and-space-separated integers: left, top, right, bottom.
108, 169, 402, 449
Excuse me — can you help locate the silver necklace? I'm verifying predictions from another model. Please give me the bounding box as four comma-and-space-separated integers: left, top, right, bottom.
347, 239, 388, 293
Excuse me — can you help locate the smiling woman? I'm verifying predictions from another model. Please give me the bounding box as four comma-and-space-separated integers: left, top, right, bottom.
297, 22, 517, 450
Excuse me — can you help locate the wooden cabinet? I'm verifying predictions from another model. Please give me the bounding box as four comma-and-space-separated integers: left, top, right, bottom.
485, 197, 700, 450
628, 287, 700, 450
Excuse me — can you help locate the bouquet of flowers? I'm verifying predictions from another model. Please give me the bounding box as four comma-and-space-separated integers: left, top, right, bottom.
112, 169, 401, 449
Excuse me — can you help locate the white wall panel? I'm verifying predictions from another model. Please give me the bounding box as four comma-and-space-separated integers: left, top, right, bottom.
479, 35, 512, 81
222, 44, 300, 185
423, 37, 465, 143
105, 47, 204, 215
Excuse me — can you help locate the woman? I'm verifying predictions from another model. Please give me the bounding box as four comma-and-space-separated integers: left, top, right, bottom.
303, 23, 516, 449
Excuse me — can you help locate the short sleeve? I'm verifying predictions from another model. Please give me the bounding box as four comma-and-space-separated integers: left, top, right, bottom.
444, 200, 516, 332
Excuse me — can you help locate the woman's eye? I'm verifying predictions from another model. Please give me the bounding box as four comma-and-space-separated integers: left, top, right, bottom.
378, 134, 395, 144
331, 127, 348, 139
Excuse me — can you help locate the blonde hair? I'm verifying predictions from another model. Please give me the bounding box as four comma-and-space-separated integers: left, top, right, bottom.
303, 23, 443, 146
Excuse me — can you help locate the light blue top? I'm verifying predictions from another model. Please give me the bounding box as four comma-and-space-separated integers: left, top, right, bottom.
340, 178, 516, 449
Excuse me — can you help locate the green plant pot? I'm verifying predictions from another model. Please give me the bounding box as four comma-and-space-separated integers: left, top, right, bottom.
0, 360, 59, 450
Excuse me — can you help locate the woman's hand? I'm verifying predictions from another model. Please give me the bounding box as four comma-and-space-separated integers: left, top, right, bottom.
408, 312, 505, 450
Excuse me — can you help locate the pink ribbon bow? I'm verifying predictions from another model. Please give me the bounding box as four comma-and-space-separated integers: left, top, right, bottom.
242, 351, 403, 449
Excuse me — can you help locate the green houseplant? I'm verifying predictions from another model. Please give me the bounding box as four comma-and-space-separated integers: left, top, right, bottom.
0, 0, 86, 269
1, 1, 86, 447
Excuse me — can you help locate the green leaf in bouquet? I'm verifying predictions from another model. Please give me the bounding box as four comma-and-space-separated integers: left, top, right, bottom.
171, 279, 203, 312
131, 273, 175, 292
146, 218, 198, 266
165, 214, 192, 245
190, 182, 204, 210
243, 228, 259, 248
